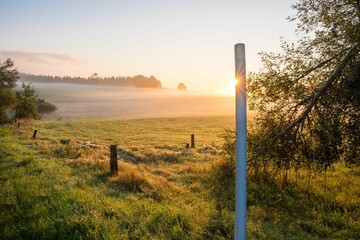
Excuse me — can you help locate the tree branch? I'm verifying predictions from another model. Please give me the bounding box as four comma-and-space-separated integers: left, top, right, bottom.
278, 43, 359, 137
292, 54, 339, 83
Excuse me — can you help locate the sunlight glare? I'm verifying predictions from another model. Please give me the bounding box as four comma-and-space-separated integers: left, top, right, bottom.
223, 78, 238, 96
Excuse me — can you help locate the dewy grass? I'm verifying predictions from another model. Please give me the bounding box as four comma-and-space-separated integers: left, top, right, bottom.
1, 116, 359, 239
1, 117, 230, 239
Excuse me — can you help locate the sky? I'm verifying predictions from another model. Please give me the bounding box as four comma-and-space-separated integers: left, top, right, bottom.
0, 0, 298, 93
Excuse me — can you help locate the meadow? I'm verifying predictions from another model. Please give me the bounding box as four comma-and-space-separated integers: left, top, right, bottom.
1, 116, 359, 239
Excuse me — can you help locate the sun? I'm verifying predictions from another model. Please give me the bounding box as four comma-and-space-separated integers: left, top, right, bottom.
223, 78, 238, 96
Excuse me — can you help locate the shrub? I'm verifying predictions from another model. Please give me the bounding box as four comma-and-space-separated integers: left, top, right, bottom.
208, 128, 235, 211
38, 98, 57, 114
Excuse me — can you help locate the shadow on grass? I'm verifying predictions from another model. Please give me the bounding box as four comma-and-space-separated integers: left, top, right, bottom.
65, 159, 136, 199
247, 175, 359, 239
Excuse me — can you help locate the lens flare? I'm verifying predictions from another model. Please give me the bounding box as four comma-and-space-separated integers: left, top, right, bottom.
223, 78, 238, 95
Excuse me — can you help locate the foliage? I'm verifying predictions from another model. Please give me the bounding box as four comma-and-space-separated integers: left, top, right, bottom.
15, 83, 39, 119
38, 98, 58, 114
0, 60, 57, 121
209, 129, 236, 211
247, 0, 360, 174
0, 58, 19, 123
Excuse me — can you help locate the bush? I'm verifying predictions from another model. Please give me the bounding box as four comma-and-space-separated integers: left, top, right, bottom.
38, 98, 57, 114
208, 128, 235, 211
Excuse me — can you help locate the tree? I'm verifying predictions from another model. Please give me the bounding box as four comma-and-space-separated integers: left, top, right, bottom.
89, 73, 99, 79
247, 0, 360, 173
0, 59, 19, 123
177, 83, 187, 91
15, 83, 39, 119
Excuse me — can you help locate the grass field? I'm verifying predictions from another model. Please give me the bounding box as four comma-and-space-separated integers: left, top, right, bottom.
1, 116, 359, 239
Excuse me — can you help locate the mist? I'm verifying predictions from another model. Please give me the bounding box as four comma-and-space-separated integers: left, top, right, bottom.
28, 82, 235, 119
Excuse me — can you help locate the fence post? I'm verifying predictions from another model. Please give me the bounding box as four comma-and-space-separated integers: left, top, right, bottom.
32, 130, 38, 138
191, 134, 195, 148
110, 145, 118, 174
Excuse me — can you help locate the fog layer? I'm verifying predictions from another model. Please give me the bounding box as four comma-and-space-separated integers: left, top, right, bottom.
31, 83, 235, 119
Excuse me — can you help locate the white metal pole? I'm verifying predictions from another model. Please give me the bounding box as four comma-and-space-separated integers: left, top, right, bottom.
235, 43, 247, 240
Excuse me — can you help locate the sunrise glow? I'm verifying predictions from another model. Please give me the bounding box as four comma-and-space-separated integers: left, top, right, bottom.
223, 78, 238, 95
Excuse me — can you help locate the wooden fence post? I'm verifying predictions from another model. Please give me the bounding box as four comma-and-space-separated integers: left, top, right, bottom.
191, 134, 195, 148
110, 145, 118, 174
32, 130, 37, 138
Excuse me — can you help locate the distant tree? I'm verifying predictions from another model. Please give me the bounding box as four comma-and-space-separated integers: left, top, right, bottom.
177, 83, 187, 91
89, 73, 99, 79
0, 59, 19, 123
38, 98, 58, 114
15, 83, 39, 119
132, 75, 163, 88
149, 75, 163, 88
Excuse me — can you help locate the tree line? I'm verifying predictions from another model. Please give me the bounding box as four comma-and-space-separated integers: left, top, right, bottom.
20, 73, 163, 89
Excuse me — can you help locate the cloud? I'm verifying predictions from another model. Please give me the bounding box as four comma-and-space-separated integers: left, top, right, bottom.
0, 50, 86, 65
0, 50, 89, 76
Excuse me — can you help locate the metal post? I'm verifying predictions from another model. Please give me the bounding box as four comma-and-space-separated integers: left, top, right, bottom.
235, 43, 247, 240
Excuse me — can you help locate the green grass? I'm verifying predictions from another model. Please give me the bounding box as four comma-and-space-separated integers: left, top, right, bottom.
33, 116, 234, 146
1, 116, 359, 239
246, 168, 360, 239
